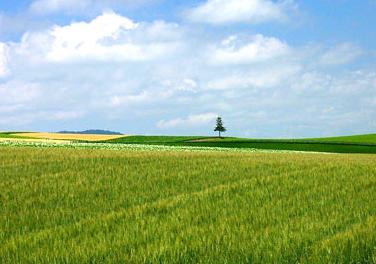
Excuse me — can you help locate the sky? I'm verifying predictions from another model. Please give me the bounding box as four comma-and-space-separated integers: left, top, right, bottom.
0, 0, 376, 138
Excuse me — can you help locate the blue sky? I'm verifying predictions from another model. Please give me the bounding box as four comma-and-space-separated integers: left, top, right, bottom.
0, 0, 376, 137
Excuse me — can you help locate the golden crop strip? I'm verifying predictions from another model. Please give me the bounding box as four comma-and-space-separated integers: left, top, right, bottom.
14, 132, 126, 141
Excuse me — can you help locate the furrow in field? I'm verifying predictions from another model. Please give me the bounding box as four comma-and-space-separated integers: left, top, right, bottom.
0, 176, 270, 253
1, 147, 375, 262
304, 216, 376, 263
0, 165, 326, 254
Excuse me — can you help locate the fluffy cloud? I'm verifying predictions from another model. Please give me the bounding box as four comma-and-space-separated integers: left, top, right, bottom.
187, 0, 294, 24
157, 113, 218, 129
9, 12, 183, 65
211, 34, 290, 65
43, 12, 182, 63
47, 11, 138, 62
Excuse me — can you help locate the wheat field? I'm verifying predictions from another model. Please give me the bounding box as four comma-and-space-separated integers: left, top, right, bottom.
15, 132, 126, 142
1, 145, 375, 263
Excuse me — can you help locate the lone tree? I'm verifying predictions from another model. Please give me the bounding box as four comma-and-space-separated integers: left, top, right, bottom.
214, 116, 226, 138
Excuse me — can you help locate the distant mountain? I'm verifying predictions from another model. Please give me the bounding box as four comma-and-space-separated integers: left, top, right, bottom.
58, 129, 123, 135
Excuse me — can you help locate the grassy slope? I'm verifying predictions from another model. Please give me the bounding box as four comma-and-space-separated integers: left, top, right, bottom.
307, 133, 376, 144
104, 135, 207, 143
1, 147, 375, 263
174, 141, 376, 154
104, 135, 376, 154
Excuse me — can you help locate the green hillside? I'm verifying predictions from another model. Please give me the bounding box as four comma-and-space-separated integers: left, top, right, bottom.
104, 134, 376, 154
104, 135, 208, 144
307, 134, 376, 144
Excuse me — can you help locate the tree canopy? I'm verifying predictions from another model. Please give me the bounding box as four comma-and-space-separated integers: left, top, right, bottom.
214, 117, 226, 137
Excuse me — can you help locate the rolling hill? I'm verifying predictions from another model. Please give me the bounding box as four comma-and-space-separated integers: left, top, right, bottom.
103, 134, 376, 154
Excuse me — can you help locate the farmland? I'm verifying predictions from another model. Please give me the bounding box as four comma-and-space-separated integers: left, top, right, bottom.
3, 132, 376, 154
16, 132, 125, 142
1, 0, 374, 263
1, 143, 376, 263
103, 134, 376, 154
307, 133, 376, 144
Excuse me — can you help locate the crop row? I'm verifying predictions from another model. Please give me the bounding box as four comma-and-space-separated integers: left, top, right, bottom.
0, 140, 319, 154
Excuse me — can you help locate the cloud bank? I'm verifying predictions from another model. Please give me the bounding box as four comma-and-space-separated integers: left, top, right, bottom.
0, 10, 374, 137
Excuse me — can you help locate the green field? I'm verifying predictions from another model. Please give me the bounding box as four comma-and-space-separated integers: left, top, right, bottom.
0, 132, 34, 139
103, 135, 208, 143
308, 133, 376, 144
104, 134, 376, 154
4, 132, 376, 154
1, 145, 376, 263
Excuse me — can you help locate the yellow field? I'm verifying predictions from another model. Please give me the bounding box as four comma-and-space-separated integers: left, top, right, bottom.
14, 132, 126, 141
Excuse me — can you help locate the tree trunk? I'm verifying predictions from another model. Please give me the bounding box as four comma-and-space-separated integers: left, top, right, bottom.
219, 131, 221, 138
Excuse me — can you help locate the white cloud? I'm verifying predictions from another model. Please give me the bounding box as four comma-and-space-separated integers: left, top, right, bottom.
0, 43, 9, 77
319, 43, 363, 66
187, 0, 294, 25
211, 34, 290, 65
13, 11, 183, 63
157, 113, 218, 129
47, 11, 138, 62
